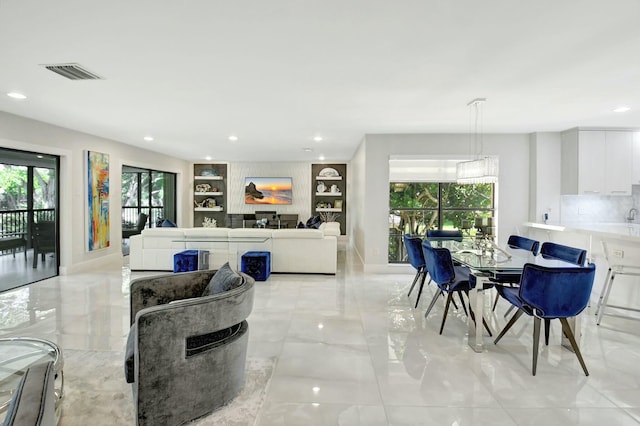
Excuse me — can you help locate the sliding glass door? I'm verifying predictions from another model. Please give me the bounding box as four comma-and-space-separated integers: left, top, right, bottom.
0, 147, 59, 292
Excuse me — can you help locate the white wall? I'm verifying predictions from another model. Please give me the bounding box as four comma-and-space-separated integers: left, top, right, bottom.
354, 133, 531, 273
529, 132, 562, 225
350, 137, 367, 264
0, 111, 191, 274
226, 161, 312, 220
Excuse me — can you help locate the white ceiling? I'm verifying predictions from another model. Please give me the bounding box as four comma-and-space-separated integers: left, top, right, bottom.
1, 0, 639, 162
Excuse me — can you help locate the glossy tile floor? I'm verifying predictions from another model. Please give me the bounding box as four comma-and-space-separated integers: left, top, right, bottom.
1, 243, 640, 425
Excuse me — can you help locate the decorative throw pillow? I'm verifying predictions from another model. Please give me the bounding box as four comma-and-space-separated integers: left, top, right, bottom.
202, 262, 242, 296
306, 215, 322, 229
161, 219, 177, 227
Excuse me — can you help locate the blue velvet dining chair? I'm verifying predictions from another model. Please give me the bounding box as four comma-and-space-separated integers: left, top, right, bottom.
422, 240, 492, 336
493, 263, 596, 376
496, 241, 588, 343
507, 235, 540, 255
539, 242, 587, 266
426, 229, 463, 242
491, 235, 541, 311
403, 235, 430, 308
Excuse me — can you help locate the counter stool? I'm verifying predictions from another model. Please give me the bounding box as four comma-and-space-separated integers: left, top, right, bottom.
596, 241, 640, 325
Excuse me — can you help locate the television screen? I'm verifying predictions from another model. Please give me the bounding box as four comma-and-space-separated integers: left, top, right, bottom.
245, 177, 293, 205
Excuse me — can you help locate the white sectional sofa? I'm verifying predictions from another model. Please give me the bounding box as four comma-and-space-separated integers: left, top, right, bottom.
129, 222, 339, 274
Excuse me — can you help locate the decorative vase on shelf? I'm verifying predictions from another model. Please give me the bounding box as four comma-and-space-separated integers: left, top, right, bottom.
317, 182, 326, 193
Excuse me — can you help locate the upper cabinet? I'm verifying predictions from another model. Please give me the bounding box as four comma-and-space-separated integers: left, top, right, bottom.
561, 129, 633, 195
632, 132, 640, 184
193, 163, 227, 227
311, 163, 347, 235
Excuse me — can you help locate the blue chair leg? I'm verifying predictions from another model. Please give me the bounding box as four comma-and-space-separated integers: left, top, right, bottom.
544, 319, 551, 345
494, 309, 524, 344
559, 318, 589, 376
425, 290, 442, 317
413, 273, 429, 309
439, 293, 454, 334
407, 269, 422, 297
532, 317, 541, 376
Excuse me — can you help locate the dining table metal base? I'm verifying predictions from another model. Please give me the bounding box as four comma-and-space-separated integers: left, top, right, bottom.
468, 272, 493, 353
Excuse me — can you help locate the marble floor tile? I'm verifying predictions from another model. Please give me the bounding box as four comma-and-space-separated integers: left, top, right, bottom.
1, 245, 640, 425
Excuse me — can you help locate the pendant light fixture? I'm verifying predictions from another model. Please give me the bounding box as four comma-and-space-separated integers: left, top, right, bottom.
456, 98, 498, 184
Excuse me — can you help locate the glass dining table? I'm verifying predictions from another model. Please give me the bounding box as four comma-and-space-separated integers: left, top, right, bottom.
429, 238, 581, 353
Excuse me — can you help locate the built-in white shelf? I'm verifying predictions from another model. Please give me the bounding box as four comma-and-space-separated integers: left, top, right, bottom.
194, 175, 223, 181
194, 192, 223, 196
315, 192, 342, 196
316, 208, 342, 212
315, 176, 342, 181
194, 207, 224, 212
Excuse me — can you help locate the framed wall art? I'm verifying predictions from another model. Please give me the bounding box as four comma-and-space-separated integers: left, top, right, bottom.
86, 150, 110, 251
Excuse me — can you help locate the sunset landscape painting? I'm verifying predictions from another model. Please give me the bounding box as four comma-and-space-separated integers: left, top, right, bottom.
245, 177, 292, 205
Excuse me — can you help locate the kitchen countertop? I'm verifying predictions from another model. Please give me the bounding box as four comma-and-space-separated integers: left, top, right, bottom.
523, 221, 640, 242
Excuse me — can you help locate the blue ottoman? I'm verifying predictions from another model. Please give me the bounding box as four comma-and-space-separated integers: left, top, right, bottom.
241, 251, 271, 281
173, 250, 209, 273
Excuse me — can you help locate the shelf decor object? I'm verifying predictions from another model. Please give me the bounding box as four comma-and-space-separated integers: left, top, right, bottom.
193, 163, 227, 227
312, 163, 347, 235
456, 98, 499, 184
318, 167, 340, 178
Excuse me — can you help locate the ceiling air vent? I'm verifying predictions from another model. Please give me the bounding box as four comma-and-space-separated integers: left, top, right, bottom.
42, 63, 103, 80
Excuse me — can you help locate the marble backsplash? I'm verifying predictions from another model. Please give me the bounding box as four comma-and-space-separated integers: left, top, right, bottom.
560, 185, 640, 224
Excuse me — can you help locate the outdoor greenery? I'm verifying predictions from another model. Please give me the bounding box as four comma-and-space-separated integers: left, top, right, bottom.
122, 171, 166, 208
389, 182, 494, 263
0, 165, 56, 210
122, 169, 176, 227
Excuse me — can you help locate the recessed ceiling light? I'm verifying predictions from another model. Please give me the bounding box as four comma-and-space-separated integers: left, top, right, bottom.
205, 156, 212, 161
303, 147, 313, 152
144, 136, 154, 141
228, 135, 238, 142
313, 136, 323, 142
614, 106, 631, 113
7, 92, 27, 100
318, 155, 325, 161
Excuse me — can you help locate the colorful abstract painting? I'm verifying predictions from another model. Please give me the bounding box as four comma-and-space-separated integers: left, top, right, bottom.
87, 151, 110, 251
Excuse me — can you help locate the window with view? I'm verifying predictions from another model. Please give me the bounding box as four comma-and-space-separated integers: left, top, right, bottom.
389, 182, 495, 263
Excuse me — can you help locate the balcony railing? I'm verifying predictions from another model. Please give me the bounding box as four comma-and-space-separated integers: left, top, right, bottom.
122, 206, 165, 228
0, 208, 56, 254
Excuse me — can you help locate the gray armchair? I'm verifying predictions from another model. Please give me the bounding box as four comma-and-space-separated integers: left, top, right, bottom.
125, 269, 255, 426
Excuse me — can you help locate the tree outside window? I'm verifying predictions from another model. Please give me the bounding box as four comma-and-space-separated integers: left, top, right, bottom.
389, 182, 494, 263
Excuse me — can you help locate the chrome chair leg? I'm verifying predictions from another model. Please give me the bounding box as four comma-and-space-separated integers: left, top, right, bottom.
596, 272, 616, 325
594, 267, 612, 317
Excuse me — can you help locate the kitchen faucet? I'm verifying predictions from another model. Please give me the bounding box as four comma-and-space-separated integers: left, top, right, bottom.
626, 208, 638, 223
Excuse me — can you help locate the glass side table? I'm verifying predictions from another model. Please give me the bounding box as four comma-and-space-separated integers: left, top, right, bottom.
0, 337, 64, 423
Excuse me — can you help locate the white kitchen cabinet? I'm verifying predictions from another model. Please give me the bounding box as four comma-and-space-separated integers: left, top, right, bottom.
561, 129, 633, 195
605, 131, 633, 195
633, 132, 640, 184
